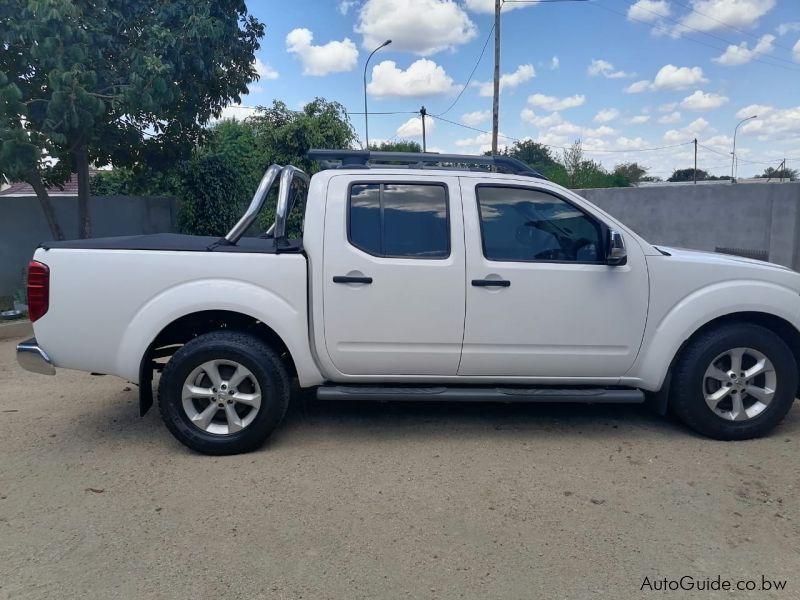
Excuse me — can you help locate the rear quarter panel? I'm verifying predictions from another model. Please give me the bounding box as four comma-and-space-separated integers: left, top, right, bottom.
31, 247, 324, 386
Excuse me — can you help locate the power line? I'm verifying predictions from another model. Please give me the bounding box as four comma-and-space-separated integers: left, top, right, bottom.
629, 0, 800, 67
670, 0, 797, 53
592, 1, 800, 74
431, 113, 694, 153
434, 23, 495, 117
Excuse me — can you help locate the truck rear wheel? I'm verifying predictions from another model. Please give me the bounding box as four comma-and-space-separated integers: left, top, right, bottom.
670, 323, 797, 440
158, 331, 290, 455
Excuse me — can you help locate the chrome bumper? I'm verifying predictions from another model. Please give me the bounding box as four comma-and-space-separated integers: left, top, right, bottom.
17, 337, 56, 375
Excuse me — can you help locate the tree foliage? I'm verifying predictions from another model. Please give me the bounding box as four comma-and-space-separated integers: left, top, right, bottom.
757, 166, 798, 181
370, 140, 422, 153
613, 162, 649, 184
666, 168, 730, 182
177, 154, 247, 237
0, 0, 264, 238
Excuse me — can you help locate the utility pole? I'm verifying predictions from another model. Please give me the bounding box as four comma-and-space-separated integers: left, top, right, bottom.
491, 0, 501, 155
420, 106, 427, 153
693, 138, 697, 184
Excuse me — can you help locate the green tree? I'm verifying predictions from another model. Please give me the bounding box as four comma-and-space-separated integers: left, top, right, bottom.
0, 0, 264, 239
370, 140, 422, 152
557, 140, 629, 189
613, 162, 649, 184
757, 166, 798, 181
668, 168, 710, 182
177, 154, 247, 236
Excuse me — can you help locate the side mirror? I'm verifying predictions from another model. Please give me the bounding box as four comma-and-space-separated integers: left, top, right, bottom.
607, 230, 628, 266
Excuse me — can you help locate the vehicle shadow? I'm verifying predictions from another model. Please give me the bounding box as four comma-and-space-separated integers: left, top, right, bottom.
63, 385, 800, 453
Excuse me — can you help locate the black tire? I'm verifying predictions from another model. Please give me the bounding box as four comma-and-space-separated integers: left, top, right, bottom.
158, 331, 290, 455
670, 323, 797, 440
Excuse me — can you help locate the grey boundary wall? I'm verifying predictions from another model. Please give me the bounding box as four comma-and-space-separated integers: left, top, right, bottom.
2, 182, 799, 297
1, 196, 177, 298
575, 182, 800, 270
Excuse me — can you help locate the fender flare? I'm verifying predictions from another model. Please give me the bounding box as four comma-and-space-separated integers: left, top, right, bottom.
632, 280, 800, 391
115, 278, 323, 387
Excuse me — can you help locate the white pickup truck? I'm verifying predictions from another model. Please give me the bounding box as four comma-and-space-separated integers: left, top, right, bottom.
17, 150, 800, 454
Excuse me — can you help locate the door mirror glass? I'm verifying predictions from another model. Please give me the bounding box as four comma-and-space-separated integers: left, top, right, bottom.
607, 230, 627, 266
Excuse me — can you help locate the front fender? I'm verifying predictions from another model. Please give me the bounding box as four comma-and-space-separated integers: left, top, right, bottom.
115, 278, 324, 387
631, 280, 800, 390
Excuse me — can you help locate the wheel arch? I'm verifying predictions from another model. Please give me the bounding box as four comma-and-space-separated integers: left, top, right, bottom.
137, 309, 301, 416
646, 310, 800, 414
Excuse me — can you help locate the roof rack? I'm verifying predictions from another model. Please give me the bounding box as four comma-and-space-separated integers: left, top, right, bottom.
308, 149, 547, 180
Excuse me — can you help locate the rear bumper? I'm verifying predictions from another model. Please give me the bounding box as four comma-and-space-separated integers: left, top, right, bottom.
17, 337, 56, 375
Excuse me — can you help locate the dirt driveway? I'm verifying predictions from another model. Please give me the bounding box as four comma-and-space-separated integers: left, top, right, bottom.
1, 336, 798, 599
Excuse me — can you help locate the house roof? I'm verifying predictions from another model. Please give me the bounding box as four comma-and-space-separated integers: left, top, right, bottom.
0, 171, 99, 197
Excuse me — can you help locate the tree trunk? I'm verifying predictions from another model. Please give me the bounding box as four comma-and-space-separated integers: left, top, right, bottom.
74, 145, 92, 238
27, 170, 65, 241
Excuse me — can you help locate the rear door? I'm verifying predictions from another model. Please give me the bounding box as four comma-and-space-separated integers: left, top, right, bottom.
322, 174, 465, 376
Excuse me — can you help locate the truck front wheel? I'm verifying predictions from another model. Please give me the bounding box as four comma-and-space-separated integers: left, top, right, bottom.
670, 323, 797, 440
158, 331, 290, 455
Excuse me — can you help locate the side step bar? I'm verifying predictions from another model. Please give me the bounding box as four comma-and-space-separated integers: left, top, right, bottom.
316, 386, 644, 404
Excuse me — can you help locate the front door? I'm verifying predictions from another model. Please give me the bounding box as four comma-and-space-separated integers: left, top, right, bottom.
323, 175, 465, 376
459, 180, 649, 378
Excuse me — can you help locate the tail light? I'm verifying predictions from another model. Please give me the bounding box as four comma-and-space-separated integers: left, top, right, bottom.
27, 260, 49, 322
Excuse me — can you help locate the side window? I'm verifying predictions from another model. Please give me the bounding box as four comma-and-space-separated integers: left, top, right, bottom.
349, 183, 449, 258
476, 186, 603, 263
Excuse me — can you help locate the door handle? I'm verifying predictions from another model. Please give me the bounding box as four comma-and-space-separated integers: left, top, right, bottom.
472, 279, 511, 287
333, 275, 373, 284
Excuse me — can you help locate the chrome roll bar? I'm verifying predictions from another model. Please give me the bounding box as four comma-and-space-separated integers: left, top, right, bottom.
223, 164, 310, 246
269, 166, 310, 245
224, 164, 283, 244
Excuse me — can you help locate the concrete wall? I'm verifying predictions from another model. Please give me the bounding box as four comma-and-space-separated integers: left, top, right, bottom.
575, 182, 800, 270
1, 196, 177, 298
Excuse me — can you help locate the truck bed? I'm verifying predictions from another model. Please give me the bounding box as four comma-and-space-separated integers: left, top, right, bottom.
41, 233, 303, 254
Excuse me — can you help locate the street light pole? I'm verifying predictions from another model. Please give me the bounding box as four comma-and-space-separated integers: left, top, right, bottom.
731, 115, 756, 183
363, 39, 392, 150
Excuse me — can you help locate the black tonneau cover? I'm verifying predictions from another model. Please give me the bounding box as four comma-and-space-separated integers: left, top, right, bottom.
40, 233, 302, 254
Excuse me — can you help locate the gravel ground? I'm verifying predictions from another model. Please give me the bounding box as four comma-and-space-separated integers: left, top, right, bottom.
1, 336, 798, 599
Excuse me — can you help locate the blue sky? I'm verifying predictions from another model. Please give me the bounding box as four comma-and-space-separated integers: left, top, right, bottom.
231, 0, 800, 178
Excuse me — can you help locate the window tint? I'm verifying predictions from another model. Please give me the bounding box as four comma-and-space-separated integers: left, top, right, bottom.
349, 183, 449, 258
477, 186, 602, 263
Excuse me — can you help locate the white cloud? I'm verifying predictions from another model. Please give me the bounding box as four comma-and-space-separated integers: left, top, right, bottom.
663, 117, 710, 142
218, 104, 259, 121
594, 108, 620, 123
675, 0, 775, 36
652, 64, 707, 89
680, 90, 729, 110
356, 0, 477, 55
475, 64, 535, 96
739, 105, 800, 138
626, 64, 707, 92
658, 102, 678, 112
520, 109, 563, 128
527, 93, 585, 111
339, 0, 358, 14
776, 22, 800, 36
550, 56, 560, 70
713, 34, 775, 65
658, 111, 682, 123
587, 59, 634, 79
630, 115, 651, 124
461, 110, 491, 126
625, 79, 651, 93
454, 131, 511, 153
286, 28, 358, 76
794, 39, 800, 63
253, 57, 278, 81
464, 0, 528, 12
396, 115, 435, 138
368, 59, 457, 97
735, 104, 772, 119
613, 136, 652, 149
628, 0, 671, 22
